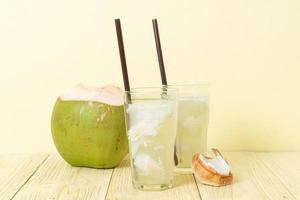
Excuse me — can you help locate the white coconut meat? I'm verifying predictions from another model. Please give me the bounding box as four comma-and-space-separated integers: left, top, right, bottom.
199, 152, 230, 176
60, 84, 123, 106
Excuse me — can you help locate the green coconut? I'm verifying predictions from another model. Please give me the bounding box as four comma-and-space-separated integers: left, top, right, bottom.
51, 84, 128, 168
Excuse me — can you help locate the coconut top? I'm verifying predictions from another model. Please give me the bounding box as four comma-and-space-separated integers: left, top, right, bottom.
60, 84, 124, 106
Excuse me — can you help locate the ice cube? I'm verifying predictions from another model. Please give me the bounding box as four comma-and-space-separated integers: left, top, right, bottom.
183, 116, 203, 130
133, 153, 163, 176
127, 103, 174, 139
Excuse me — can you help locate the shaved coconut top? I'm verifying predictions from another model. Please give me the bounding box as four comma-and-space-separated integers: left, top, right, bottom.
199, 152, 230, 176
60, 84, 123, 106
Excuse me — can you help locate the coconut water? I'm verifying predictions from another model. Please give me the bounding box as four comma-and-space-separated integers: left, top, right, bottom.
125, 101, 177, 190
175, 96, 209, 168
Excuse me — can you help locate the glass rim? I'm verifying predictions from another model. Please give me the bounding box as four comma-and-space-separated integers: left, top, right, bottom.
167, 83, 210, 88
124, 86, 178, 95
166, 83, 210, 97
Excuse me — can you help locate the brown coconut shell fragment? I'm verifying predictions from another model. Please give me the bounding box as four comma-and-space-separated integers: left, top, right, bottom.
192, 149, 233, 186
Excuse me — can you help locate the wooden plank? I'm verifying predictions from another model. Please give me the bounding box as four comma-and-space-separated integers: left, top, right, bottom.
105, 156, 200, 200
12, 154, 113, 200
257, 152, 300, 199
245, 153, 296, 200
195, 152, 264, 200
0, 154, 48, 200
195, 152, 297, 200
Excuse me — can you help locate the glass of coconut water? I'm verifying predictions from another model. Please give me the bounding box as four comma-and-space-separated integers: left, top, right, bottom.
171, 84, 210, 171
124, 87, 178, 191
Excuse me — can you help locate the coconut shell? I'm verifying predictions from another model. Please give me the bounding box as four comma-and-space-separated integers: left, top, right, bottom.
192, 149, 233, 186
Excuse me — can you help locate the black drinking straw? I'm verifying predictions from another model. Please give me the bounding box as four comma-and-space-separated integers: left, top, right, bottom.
152, 19, 178, 165
115, 19, 131, 93
152, 19, 168, 85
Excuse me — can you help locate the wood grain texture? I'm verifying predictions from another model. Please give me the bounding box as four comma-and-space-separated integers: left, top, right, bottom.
12, 154, 113, 200
105, 155, 200, 200
0, 154, 47, 200
257, 152, 300, 199
248, 153, 296, 200
195, 152, 297, 200
3, 152, 299, 200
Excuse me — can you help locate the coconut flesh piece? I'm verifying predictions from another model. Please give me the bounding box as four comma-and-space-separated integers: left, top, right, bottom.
192, 149, 233, 186
199, 152, 230, 176
60, 84, 123, 106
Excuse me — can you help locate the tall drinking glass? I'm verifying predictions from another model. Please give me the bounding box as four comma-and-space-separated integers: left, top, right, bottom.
171, 84, 210, 171
124, 87, 178, 191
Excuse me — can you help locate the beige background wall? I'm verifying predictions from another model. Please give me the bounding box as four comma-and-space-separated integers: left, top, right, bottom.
0, 0, 299, 153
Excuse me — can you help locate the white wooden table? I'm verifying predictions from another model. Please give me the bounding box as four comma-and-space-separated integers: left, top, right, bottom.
0, 152, 299, 200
